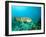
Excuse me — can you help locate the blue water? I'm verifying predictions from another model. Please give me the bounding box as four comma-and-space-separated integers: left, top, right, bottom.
11, 5, 41, 22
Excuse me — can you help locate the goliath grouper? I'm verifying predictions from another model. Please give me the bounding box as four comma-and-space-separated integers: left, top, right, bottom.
16, 17, 32, 23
